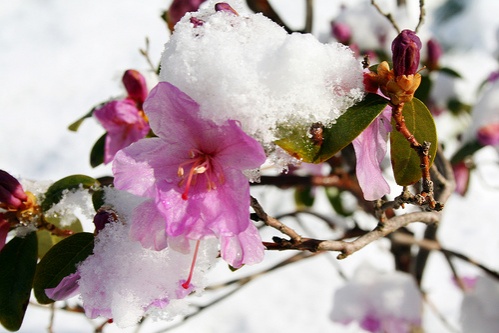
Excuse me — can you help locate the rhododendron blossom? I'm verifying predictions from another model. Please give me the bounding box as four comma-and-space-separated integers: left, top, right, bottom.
94, 70, 150, 164
113, 82, 266, 268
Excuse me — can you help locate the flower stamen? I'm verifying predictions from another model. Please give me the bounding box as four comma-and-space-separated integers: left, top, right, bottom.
182, 240, 201, 289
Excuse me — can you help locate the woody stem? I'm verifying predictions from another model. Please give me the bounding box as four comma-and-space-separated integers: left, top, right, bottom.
391, 102, 436, 209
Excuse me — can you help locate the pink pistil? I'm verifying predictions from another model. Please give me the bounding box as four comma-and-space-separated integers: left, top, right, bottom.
182, 240, 201, 289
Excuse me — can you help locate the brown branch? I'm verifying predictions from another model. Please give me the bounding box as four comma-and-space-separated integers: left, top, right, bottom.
251, 196, 302, 242
371, 0, 400, 33
264, 211, 439, 259
392, 232, 499, 281
392, 102, 441, 210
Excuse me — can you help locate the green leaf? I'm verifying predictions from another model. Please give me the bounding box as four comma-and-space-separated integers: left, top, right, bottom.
37, 216, 84, 259
390, 98, 438, 185
90, 133, 106, 168
450, 140, 483, 165
33, 232, 94, 304
438, 66, 462, 79
41, 175, 100, 212
294, 186, 315, 209
0, 233, 38, 332
414, 74, 432, 104
275, 93, 389, 163
67, 102, 106, 132
325, 187, 353, 217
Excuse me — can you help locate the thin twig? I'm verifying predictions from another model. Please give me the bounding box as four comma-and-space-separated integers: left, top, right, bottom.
370, 0, 400, 33
251, 196, 302, 242
304, 0, 314, 33
415, 0, 426, 33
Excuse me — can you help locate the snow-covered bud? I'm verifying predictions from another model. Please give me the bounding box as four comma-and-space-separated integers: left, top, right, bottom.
391, 30, 422, 76
426, 39, 442, 71
331, 21, 351, 45
215, 2, 239, 15
0, 170, 27, 210
122, 70, 148, 107
477, 123, 499, 146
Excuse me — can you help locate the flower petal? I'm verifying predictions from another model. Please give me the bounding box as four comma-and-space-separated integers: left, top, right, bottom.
45, 272, 81, 301
352, 108, 391, 201
130, 199, 168, 251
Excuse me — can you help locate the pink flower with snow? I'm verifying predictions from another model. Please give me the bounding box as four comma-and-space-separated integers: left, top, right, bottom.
330, 266, 422, 333
94, 70, 150, 164
352, 107, 392, 201
113, 82, 266, 268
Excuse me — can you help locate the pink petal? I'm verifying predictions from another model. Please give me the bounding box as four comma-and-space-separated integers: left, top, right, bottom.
130, 199, 168, 251
45, 272, 81, 300
352, 108, 391, 201
220, 222, 265, 268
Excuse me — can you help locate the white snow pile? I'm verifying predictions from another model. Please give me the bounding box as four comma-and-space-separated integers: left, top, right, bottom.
76, 187, 219, 328
159, 0, 365, 150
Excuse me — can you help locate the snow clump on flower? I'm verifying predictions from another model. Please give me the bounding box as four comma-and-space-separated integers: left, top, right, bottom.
159, 0, 364, 150
75, 187, 219, 328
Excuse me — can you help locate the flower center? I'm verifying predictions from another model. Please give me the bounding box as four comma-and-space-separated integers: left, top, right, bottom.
177, 149, 223, 200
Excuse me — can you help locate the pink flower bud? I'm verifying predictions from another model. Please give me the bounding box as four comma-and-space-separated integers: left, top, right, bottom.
452, 161, 470, 196
214, 2, 238, 15
477, 123, 499, 146
122, 70, 148, 107
0, 170, 27, 210
0, 215, 9, 252
331, 21, 351, 45
426, 39, 442, 71
166, 0, 206, 31
391, 30, 422, 76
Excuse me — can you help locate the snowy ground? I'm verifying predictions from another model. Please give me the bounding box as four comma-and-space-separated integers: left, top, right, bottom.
2, 0, 499, 332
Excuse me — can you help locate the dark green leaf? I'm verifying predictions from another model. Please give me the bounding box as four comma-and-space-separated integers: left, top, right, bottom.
294, 186, 315, 209
37, 216, 84, 259
450, 140, 483, 165
33, 232, 94, 304
390, 98, 438, 185
325, 187, 353, 217
0, 233, 38, 331
414, 74, 432, 103
275, 93, 389, 163
438, 66, 462, 79
41, 175, 99, 212
90, 133, 106, 168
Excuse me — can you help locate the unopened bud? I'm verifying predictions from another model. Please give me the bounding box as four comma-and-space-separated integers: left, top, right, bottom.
331, 21, 351, 45
0, 170, 27, 210
426, 39, 442, 71
93, 208, 119, 234
122, 70, 148, 107
477, 123, 499, 146
215, 2, 239, 15
391, 30, 422, 76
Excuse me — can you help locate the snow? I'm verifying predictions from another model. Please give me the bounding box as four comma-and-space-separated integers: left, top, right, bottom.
2, 0, 499, 332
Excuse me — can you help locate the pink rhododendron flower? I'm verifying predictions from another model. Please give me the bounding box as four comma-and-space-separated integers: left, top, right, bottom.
94, 70, 150, 164
330, 265, 422, 333
45, 272, 81, 300
352, 107, 392, 201
113, 82, 266, 268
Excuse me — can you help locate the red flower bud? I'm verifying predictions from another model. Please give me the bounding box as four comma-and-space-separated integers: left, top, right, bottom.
426, 39, 442, 71
122, 70, 148, 107
0, 170, 27, 210
93, 208, 119, 234
391, 30, 422, 76
331, 21, 352, 45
